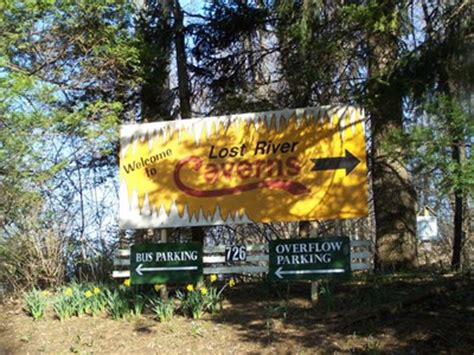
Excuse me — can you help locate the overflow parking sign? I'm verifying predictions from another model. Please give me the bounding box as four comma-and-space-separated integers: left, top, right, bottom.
269, 236, 351, 281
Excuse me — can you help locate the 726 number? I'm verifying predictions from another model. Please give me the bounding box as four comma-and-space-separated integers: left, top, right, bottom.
225, 245, 247, 262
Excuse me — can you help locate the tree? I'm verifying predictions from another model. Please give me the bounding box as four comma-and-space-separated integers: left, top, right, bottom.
191, 0, 273, 114
385, 0, 473, 270
364, 1, 418, 270
136, 0, 175, 123
0, 0, 139, 286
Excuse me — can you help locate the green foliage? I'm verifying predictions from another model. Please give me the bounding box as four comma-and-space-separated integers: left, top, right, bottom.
205, 285, 223, 315
23, 288, 49, 320
150, 297, 175, 323
22, 279, 232, 322
135, 0, 175, 121
0, 0, 140, 288
131, 293, 145, 318
204, 276, 231, 314
54, 282, 105, 318
104, 288, 130, 320
70, 284, 88, 317
176, 286, 207, 320
272, 0, 359, 106
190, 1, 272, 113
385, 94, 473, 196
341, 0, 401, 34
176, 277, 233, 319
85, 286, 107, 317
53, 288, 75, 321
26, 283, 138, 321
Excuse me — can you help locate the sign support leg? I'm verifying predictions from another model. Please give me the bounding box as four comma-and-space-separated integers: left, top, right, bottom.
311, 281, 320, 304
159, 229, 169, 301
309, 229, 319, 303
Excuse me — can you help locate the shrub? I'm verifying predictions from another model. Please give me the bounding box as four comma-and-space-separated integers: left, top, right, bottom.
1, 229, 65, 292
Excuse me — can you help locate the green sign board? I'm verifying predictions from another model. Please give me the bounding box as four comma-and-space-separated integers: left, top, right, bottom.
131, 243, 203, 285
269, 236, 351, 281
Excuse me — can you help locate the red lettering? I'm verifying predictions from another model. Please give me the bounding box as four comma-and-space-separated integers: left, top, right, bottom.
221, 162, 235, 179
237, 161, 253, 179
266, 159, 283, 177
286, 157, 301, 176
202, 156, 301, 183
204, 163, 219, 183
174, 156, 309, 197
255, 160, 266, 178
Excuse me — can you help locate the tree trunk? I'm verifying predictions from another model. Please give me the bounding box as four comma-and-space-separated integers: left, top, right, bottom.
450, 127, 465, 271
173, 0, 191, 118
451, 186, 463, 270
368, 1, 417, 271
137, 0, 174, 122
130, 0, 174, 246
173, 0, 205, 242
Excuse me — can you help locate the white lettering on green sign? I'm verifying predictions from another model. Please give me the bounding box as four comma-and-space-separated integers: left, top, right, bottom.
135, 251, 198, 263
274, 241, 343, 266
155, 250, 198, 262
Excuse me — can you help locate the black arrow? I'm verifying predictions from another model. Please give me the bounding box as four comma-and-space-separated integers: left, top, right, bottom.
311, 149, 361, 176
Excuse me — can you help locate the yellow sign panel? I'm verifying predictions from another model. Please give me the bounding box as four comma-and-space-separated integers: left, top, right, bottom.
120, 106, 368, 228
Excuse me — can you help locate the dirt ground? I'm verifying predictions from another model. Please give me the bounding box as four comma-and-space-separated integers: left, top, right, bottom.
1, 272, 473, 354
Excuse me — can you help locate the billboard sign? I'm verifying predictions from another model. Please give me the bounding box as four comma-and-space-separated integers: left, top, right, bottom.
120, 106, 368, 228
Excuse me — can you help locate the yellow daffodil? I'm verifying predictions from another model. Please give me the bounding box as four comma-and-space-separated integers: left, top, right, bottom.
64, 288, 73, 297
93, 287, 100, 295
228, 278, 236, 288
200, 287, 208, 296
154, 284, 161, 292
210, 274, 218, 283
123, 278, 131, 287
41, 290, 50, 297
84, 290, 93, 298
186, 284, 194, 292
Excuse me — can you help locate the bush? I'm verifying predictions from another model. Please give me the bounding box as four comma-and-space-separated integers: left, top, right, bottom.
1, 227, 65, 292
